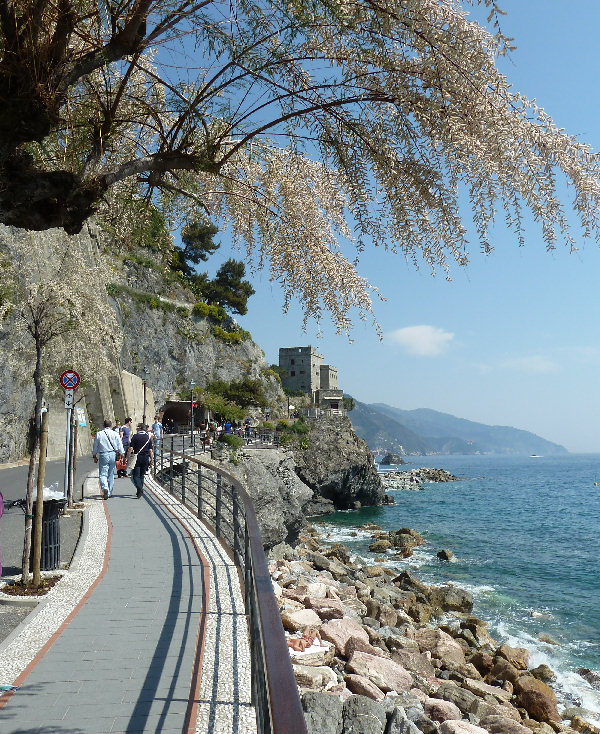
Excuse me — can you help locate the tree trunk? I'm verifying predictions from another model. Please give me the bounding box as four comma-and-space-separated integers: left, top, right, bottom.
32, 409, 49, 587
21, 340, 43, 584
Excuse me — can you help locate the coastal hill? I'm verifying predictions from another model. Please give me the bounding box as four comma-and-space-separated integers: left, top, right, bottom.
349, 399, 568, 456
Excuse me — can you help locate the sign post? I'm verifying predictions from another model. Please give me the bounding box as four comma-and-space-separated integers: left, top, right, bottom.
59, 371, 80, 499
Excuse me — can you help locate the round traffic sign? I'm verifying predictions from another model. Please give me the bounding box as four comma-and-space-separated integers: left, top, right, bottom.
59, 370, 80, 390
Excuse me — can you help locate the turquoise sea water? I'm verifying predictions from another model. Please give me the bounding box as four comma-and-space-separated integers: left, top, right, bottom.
314, 454, 600, 717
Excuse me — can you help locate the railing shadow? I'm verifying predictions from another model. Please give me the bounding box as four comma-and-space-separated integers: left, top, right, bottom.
152, 442, 307, 734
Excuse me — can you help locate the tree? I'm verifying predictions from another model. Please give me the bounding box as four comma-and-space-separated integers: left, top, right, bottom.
204, 259, 255, 316
0, 234, 120, 584
206, 378, 268, 410
1, 2, 600, 332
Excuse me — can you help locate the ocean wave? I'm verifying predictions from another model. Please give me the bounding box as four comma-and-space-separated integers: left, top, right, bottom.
492, 622, 600, 719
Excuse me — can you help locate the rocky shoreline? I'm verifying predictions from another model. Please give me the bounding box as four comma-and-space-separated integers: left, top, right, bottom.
269, 525, 599, 734
380, 468, 460, 491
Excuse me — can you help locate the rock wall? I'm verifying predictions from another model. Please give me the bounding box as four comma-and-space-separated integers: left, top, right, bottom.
0, 221, 281, 462
210, 447, 313, 548
293, 416, 384, 510
0, 221, 103, 462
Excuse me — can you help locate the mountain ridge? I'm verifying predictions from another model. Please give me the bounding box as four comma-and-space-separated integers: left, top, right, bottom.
348, 400, 567, 456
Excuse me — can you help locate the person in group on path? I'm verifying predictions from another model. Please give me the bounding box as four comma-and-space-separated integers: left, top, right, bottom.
151, 415, 163, 457
126, 423, 154, 499
224, 420, 232, 435
244, 417, 252, 445
120, 418, 132, 455
93, 419, 125, 499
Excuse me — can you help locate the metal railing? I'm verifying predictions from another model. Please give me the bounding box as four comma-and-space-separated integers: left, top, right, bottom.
152, 437, 307, 734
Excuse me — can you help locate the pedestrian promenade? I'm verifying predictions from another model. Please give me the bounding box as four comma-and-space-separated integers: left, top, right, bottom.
0, 471, 256, 733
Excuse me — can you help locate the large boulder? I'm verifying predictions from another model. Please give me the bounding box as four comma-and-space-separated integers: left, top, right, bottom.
305, 596, 345, 620
514, 676, 560, 723
293, 416, 385, 509
495, 645, 529, 671
428, 585, 474, 614
221, 449, 313, 548
424, 698, 462, 722
302, 691, 344, 734
346, 651, 413, 693
293, 663, 338, 690
342, 695, 388, 734
391, 649, 437, 680
415, 628, 466, 665
344, 674, 386, 701
479, 715, 533, 734
281, 608, 322, 632
320, 618, 370, 656
440, 722, 489, 734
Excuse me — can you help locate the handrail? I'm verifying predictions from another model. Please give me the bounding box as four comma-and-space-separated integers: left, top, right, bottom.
153, 443, 307, 734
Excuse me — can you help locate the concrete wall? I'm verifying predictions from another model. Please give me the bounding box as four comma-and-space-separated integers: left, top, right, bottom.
46, 395, 92, 461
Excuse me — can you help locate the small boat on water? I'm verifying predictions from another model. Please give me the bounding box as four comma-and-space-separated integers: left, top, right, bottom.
530, 454, 543, 458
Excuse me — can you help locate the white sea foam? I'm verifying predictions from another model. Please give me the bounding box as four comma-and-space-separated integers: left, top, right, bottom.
493, 623, 600, 719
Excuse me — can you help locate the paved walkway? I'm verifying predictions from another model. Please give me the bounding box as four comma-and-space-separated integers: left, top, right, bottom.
0, 472, 256, 733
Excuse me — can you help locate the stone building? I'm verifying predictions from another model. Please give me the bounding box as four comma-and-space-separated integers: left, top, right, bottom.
278, 346, 344, 414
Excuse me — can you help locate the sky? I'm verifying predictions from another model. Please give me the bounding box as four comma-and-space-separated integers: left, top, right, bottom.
207, 1, 600, 453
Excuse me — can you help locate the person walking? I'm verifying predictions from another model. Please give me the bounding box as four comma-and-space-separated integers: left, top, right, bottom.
151, 415, 163, 458
120, 417, 132, 455
93, 420, 124, 499
126, 424, 154, 498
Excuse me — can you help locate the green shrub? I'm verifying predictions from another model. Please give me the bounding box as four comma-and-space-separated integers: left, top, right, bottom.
218, 433, 244, 449
262, 421, 274, 430
276, 420, 289, 431
192, 301, 227, 322
211, 325, 247, 344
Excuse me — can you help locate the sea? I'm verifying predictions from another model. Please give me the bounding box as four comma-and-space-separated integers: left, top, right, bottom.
312, 453, 600, 718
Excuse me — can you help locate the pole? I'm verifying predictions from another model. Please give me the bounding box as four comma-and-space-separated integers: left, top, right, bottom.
63, 406, 72, 499
142, 380, 147, 426
190, 391, 194, 449
32, 410, 49, 587
68, 411, 76, 507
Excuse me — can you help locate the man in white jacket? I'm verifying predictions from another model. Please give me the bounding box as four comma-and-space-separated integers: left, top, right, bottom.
92, 419, 124, 499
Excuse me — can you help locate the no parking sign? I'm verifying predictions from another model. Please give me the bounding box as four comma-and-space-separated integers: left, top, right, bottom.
59, 370, 80, 391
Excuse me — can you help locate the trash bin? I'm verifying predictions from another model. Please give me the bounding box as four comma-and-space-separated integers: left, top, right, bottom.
30, 499, 67, 571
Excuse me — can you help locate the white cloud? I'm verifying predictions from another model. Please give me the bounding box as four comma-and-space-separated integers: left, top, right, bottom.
500, 355, 560, 374
387, 325, 454, 356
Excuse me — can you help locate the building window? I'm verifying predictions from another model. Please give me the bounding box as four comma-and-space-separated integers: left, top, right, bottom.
291, 359, 295, 365
300, 370, 305, 374
290, 370, 295, 376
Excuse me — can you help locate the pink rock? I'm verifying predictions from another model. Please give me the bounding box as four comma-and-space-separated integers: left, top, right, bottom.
440, 722, 489, 734
344, 674, 386, 701
479, 715, 533, 734
281, 608, 322, 632
415, 628, 466, 665
346, 650, 413, 693
424, 698, 462, 722
304, 596, 345, 620
320, 618, 369, 656
345, 636, 383, 660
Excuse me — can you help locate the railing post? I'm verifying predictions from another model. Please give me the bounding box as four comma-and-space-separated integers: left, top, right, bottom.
232, 486, 240, 565
181, 454, 187, 505
169, 448, 174, 496
216, 473, 222, 538
197, 466, 203, 519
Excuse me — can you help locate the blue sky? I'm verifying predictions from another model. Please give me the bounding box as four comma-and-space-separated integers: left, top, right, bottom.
209, 1, 600, 453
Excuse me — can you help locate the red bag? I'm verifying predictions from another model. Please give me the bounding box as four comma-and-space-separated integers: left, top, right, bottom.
116, 458, 127, 472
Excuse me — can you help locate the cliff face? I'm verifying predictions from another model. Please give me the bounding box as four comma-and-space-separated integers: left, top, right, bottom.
0, 222, 282, 462
211, 447, 313, 548
293, 416, 384, 510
